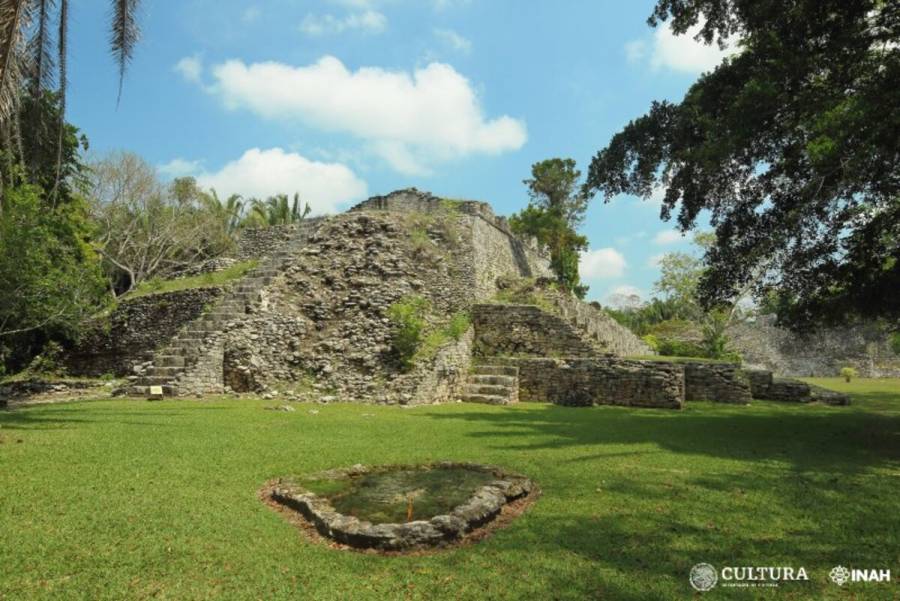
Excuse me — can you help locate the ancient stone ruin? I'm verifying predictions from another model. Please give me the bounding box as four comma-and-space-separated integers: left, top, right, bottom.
269, 462, 535, 551
65, 189, 849, 408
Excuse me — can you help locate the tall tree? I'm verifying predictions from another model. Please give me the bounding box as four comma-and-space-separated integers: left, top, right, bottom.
584, 1, 900, 330
0, 0, 141, 195
510, 158, 590, 297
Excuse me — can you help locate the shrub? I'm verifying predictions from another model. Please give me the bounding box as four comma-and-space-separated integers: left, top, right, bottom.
840, 367, 858, 382
890, 332, 900, 356
387, 296, 430, 370
25, 341, 67, 378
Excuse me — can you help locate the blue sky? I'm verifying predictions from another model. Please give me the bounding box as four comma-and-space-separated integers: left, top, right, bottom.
65, 0, 736, 304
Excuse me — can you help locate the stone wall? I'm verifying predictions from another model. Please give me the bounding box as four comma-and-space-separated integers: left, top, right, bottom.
544, 289, 653, 356
468, 215, 553, 299
409, 328, 474, 405
352, 188, 553, 300
728, 315, 900, 377
682, 361, 752, 404
512, 357, 684, 409
231, 218, 326, 261
472, 304, 597, 358
66, 287, 225, 377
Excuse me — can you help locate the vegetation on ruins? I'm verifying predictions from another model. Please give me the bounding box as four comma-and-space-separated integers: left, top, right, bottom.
510, 158, 589, 298
585, 0, 900, 331
387, 295, 430, 370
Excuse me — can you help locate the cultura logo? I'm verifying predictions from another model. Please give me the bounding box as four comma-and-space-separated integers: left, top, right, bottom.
830, 566, 851, 586
690, 563, 718, 592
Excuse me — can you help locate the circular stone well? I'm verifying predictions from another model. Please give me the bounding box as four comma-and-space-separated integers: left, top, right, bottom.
268, 462, 535, 551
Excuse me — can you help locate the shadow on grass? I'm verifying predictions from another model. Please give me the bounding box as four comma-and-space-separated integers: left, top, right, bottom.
425, 404, 900, 474
0, 403, 208, 430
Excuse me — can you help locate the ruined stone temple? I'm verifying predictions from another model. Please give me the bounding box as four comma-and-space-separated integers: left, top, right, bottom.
66, 189, 848, 408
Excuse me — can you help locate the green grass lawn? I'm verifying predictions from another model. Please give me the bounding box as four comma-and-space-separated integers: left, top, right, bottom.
1, 379, 898, 600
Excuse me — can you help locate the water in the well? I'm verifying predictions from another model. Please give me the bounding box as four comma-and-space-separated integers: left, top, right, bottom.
301, 466, 497, 523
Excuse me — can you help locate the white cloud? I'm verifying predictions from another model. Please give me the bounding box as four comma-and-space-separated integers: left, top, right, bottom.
158, 158, 202, 178
434, 28, 472, 53
174, 55, 203, 83
242, 7, 261, 23
653, 229, 683, 245
206, 56, 527, 175
193, 148, 367, 215
579, 248, 627, 279
626, 22, 739, 74
300, 9, 387, 35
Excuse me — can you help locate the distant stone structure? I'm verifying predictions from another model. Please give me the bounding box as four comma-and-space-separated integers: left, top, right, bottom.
728, 315, 900, 378
64, 189, 849, 408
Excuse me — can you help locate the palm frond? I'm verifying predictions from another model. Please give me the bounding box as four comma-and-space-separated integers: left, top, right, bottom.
109, 0, 140, 106
27, 0, 55, 95
0, 0, 32, 124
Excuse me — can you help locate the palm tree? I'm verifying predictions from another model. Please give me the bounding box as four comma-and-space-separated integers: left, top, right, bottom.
245, 193, 312, 227
0, 0, 141, 197
202, 189, 244, 234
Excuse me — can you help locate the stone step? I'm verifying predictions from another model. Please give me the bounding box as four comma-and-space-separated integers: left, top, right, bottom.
468, 374, 517, 386
155, 355, 185, 368
461, 393, 512, 405
137, 375, 176, 386
471, 365, 518, 377
464, 383, 513, 397
149, 366, 184, 378
480, 357, 520, 367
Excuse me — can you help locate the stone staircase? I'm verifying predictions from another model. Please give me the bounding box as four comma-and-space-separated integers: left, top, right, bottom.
461, 362, 519, 405
543, 292, 653, 356
128, 220, 322, 397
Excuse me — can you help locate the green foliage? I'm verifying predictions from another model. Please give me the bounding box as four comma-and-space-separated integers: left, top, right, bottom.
243, 193, 311, 227
128, 260, 259, 298
387, 296, 430, 370
416, 311, 471, 363
0, 184, 109, 372
23, 341, 67, 378
890, 332, 900, 356
606, 298, 683, 336
585, 1, 900, 329
89, 153, 234, 294
840, 367, 858, 383
510, 158, 590, 298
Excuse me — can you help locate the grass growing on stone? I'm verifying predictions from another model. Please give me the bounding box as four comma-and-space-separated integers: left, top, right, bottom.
1, 379, 898, 600
625, 355, 735, 364
127, 260, 259, 298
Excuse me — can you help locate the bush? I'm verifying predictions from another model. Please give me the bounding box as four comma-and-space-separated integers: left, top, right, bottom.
25, 341, 67, 378
840, 367, 858, 382
387, 296, 430, 370
890, 332, 900, 356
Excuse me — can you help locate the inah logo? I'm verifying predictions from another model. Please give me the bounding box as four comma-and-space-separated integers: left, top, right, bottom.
830, 566, 851, 586
690, 563, 718, 592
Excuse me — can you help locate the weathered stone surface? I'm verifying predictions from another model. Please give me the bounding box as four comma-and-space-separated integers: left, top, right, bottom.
513, 357, 684, 409
66, 287, 225, 377
472, 304, 597, 358
682, 362, 752, 404
270, 463, 534, 551
728, 315, 900, 378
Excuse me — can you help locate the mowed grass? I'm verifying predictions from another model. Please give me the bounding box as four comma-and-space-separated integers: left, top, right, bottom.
1, 379, 898, 600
